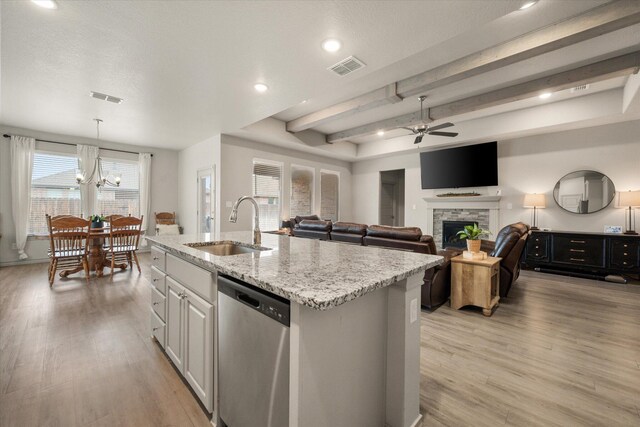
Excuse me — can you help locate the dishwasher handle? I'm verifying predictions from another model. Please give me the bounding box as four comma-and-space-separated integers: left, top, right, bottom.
237, 292, 260, 308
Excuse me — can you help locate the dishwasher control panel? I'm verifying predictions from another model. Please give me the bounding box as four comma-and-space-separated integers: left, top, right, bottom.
218, 274, 290, 326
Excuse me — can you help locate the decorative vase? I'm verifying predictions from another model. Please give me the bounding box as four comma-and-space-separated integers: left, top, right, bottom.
91, 220, 104, 229
467, 239, 481, 253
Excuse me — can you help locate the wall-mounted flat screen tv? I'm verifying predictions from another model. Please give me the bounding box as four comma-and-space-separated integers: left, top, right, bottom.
420, 141, 498, 189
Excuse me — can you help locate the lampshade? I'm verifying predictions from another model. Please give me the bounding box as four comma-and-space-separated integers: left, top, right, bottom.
523, 193, 546, 208
618, 190, 640, 207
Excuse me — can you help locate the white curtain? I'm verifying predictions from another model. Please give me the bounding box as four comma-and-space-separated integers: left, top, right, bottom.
138, 153, 152, 246
77, 144, 99, 218
10, 136, 35, 260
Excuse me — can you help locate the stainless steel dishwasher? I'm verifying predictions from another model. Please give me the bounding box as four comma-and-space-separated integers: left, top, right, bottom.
218, 275, 290, 427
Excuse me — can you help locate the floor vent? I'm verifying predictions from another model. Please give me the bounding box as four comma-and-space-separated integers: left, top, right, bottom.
328, 56, 366, 76
570, 84, 590, 93
89, 91, 124, 104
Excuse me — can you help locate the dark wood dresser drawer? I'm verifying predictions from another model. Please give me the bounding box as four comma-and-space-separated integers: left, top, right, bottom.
526, 234, 549, 261
553, 235, 605, 268
609, 239, 640, 270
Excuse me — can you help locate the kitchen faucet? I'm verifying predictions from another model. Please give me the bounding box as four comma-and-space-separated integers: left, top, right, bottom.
229, 196, 261, 245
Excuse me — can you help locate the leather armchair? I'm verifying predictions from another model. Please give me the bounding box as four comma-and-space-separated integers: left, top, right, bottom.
480, 222, 530, 297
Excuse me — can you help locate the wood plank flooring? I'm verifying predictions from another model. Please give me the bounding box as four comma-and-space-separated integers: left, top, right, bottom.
421, 271, 640, 426
1, 256, 639, 426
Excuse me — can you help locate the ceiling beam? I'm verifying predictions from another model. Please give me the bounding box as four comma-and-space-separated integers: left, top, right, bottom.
287, 0, 640, 133
326, 51, 640, 143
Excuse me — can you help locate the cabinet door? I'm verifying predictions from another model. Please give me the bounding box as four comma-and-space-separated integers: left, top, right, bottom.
166, 277, 185, 372
183, 288, 214, 413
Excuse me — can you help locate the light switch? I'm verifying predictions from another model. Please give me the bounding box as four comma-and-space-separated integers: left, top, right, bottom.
410, 298, 418, 323
412, 204, 416, 210
507, 203, 513, 210
226, 201, 232, 208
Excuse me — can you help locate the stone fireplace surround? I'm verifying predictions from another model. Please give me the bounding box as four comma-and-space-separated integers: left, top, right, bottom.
423, 196, 501, 249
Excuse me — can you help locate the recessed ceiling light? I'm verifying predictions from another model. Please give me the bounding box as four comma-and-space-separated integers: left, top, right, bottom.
31, 0, 58, 9
519, 1, 538, 10
254, 83, 268, 93
322, 39, 342, 53
377, 130, 385, 136
539, 92, 552, 99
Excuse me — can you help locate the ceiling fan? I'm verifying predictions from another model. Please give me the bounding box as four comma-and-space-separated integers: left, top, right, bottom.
401, 96, 458, 144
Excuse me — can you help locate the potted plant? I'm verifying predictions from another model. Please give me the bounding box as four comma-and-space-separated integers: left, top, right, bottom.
90, 214, 106, 229
456, 224, 490, 253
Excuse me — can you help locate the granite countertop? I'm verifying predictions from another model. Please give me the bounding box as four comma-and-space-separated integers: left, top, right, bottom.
146, 232, 443, 311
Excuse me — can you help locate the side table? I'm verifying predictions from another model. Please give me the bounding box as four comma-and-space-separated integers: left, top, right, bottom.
451, 255, 501, 316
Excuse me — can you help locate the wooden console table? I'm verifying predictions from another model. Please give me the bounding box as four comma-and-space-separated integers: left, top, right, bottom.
451, 255, 501, 316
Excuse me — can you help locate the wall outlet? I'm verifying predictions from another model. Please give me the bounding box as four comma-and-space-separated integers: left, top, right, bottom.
410, 298, 418, 323
496, 189, 502, 196
412, 204, 416, 210
507, 203, 513, 210
225, 201, 232, 208
11, 242, 17, 249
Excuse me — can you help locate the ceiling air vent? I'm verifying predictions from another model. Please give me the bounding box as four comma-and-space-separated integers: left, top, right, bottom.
89, 91, 124, 104
570, 84, 590, 93
328, 56, 366, 77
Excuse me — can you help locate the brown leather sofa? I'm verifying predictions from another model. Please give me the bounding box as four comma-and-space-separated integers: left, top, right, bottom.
478, 222, 530, 297
293, 221, 457, 309
331, 222, 367, 244
292, 219, 332, 240
362, 225, 461, 308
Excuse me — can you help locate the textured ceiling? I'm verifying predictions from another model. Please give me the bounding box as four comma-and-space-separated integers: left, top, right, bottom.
1, 0, 520, 149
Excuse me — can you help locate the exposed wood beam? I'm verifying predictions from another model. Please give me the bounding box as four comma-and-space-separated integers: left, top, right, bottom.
287, 0, 640, 133
286, 83, 402, 133
326, 51, 640, 143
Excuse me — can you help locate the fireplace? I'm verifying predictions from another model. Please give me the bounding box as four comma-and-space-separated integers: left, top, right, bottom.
442, 220, 478, 249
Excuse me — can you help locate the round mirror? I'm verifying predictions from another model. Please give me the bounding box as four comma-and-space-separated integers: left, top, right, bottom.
553, 170, 615, 214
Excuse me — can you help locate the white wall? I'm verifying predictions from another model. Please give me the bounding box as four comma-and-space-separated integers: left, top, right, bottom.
0, 125, 179, 265
352, 120, 640, 234
219, 134, 352, 233
177, 135, 221, 235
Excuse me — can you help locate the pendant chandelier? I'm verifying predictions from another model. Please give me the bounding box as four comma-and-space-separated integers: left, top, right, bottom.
76, 118, 121, 188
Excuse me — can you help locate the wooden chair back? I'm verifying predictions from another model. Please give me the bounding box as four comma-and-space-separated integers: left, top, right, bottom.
155, 212, 176, 225
108, 215, 143, 251
47, 215, 91, 256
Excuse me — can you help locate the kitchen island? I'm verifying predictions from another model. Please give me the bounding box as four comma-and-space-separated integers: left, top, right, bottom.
146, 231, 443, 427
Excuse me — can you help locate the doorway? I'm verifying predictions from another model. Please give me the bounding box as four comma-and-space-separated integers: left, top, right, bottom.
379, 169, 405, 227
197, 167, 215, 235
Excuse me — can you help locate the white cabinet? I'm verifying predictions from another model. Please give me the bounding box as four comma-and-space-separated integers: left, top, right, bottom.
164, 276, 215, 413
166, 277, 185, 372
150, 247, 168, 350
184, 288, 214, 410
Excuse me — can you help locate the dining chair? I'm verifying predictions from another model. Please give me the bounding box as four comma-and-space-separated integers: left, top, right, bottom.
46, 215, 91, 287
155, 211, 183, 234
105, 215, 143, 277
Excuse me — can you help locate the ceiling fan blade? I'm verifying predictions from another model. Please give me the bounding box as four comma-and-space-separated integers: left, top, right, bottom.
427, 122, 454, 132
414, 135, 423, 144
428, 131, 458, 137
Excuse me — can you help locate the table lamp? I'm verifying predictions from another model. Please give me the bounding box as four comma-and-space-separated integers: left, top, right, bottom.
618, 190, 640, 235
523, 193, 546, 230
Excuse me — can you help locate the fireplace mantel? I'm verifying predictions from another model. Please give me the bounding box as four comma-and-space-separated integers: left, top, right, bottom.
423, 196, 502, 238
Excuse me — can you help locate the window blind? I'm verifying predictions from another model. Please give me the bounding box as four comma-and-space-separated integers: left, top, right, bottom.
97, 158, 140, 217
29, 152, 82, 235
320, 171, 340, 221
253, 161, 281, 231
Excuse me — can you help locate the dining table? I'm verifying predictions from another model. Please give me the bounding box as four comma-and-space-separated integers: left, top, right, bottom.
59, 226, 129, 278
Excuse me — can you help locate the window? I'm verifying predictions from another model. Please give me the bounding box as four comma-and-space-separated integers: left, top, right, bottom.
97, 158, 140, 217
320, 170, 340, 221
29, 152, 81, 235
253, 160, 282, 231
290, 165, 314, 217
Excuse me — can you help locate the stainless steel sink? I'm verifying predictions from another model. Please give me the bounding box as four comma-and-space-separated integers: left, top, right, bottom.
185, 241, 267, 256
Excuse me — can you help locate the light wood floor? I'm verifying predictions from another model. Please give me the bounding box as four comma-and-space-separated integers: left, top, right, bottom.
1, 255, 639, 426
